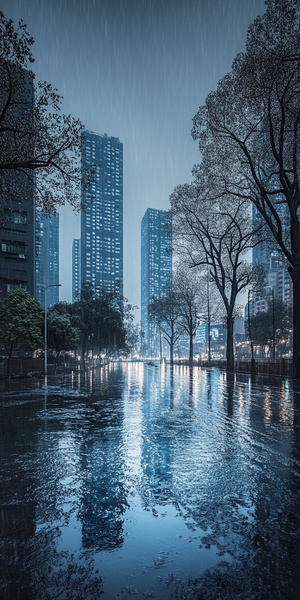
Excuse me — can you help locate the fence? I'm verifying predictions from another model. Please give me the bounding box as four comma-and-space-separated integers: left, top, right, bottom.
4, 357, 44, 376
235, 358, 293, 378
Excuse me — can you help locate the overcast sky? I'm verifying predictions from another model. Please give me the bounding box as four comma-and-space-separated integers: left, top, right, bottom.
2, 0, 265, 317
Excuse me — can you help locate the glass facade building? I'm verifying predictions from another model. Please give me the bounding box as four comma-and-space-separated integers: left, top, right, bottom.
81, 131, 123, 296
250, 206, 292, 315
72, 238, 81, 302
35, 212, 59, 308
141, 208, 172, 357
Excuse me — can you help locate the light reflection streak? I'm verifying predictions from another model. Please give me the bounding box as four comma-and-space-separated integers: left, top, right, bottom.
1, 363, 299, 598
278, 382, 293, 426
122, 364, 144, 477
238, 387, 245, 416
263, 389, 272, 424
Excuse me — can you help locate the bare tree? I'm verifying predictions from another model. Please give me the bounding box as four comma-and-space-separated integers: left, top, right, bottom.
149, 290, 182, 365
0, 11, 84, 212
192, 0, 300, 377
170, 183, 261, 372
172, 266, 201, 364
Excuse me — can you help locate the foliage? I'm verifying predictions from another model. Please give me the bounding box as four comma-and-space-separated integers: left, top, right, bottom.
44, 288, 134, 361
72, 284, 128, 360
0, 10, 84, 211
191, 0, 300, 375
170, 183, 261, 371
246, 299, 292, 357
172, 266, 202, 362
122, 301, 139, 355
0, 288, 43, 357
149, 289, 182, 364
47, 302, 80, 358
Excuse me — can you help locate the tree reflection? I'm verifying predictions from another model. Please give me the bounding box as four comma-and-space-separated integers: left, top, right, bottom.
188, 366, 193, 404
0, 399, 39, 600
76, 368, 127, 552
1, 366, 300, 598
225, 373, 234, 418
169, 365, 174, 407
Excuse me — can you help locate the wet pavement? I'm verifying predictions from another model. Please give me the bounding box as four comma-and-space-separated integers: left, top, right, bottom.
0, 362, 300, 599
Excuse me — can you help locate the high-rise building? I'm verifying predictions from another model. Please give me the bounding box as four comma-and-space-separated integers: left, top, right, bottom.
141, 208, 172, 357
0, 67, 35, 299
72, 238, 81, 302
35, 212, 59, 308
81, 131, 123, 295
251, 208, 292, 316
0, 194, 35, 299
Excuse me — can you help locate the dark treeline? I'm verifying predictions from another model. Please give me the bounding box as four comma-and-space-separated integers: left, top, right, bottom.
0, 285, 137, 366
162, 0, 300, 377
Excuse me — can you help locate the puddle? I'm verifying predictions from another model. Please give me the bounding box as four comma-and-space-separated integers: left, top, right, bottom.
1, 364, 300, 599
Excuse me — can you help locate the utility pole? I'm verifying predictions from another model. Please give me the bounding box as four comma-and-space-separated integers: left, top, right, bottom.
272, 287, 276, 359
248, 289, 255, 375
207, 274, 211, 366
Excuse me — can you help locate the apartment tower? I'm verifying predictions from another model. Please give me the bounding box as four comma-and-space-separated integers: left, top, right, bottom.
35, 212, 59, 308
141, 208, 172, 357
72, 238, 81, 302
80, 131, 123, 296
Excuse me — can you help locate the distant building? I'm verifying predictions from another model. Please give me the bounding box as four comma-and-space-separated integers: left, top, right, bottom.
267, 251, 292, 306
35, 212, 59, 308
141, 208, 172, 357
72, 238, 81, 302
80, 131, 123, 295
251, 207, 292, 315
194, 322, 227, 358
0, 67, 35, 299
249, 250, 292, 317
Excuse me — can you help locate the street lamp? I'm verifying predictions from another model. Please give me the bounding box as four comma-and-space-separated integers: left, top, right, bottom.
248, 289, 255, 375
44, 284, 61, 375
271, 287, 275, 360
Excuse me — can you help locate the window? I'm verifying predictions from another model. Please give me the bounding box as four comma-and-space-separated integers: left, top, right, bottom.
1, 241, 27, 257
4, 209, 27, 224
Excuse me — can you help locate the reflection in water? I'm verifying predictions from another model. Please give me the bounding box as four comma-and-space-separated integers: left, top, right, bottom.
169, 365, 174, 406
225, 373, 234, 418
0, 365, 300, 598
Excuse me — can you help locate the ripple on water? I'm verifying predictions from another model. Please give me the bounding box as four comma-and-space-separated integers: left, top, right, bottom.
1, 365, 300, 599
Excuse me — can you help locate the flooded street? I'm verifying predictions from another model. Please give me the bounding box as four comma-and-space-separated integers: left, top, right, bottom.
1, 363, 300, 599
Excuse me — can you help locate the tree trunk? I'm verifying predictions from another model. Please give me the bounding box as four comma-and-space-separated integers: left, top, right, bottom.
81, 342, 86, 369
207, 319, 211, 366
226, 314, 234, 373
289, 267, 300, 380
189, 331, 193, 365
170, 338, 174, 365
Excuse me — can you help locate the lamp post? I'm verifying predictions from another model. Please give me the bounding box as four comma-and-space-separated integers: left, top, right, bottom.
206, 271, 211, 366
272, 287, 276, 360
248, 289, 255, 375
44, 284, 61, 375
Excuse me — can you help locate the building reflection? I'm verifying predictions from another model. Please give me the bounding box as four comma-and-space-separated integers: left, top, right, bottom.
1, 364, 300, 598
0, 399, 38, 600
75, 366, 127, 552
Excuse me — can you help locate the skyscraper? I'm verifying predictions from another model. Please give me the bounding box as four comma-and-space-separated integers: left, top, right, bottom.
72, 238, 81, 302
141, 208, 172, 356
81, 131, 123, 296
35, 212, 59, 308
251, 206, 292, 315
0, 67, 35, 299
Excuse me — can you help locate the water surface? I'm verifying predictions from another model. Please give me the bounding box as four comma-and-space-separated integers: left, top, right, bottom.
1, 363, 300, 599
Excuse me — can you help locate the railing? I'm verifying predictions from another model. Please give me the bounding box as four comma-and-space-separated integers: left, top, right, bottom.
236, 358, 293, 377
4, 357, 44, 376
175, 357, 293, 378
